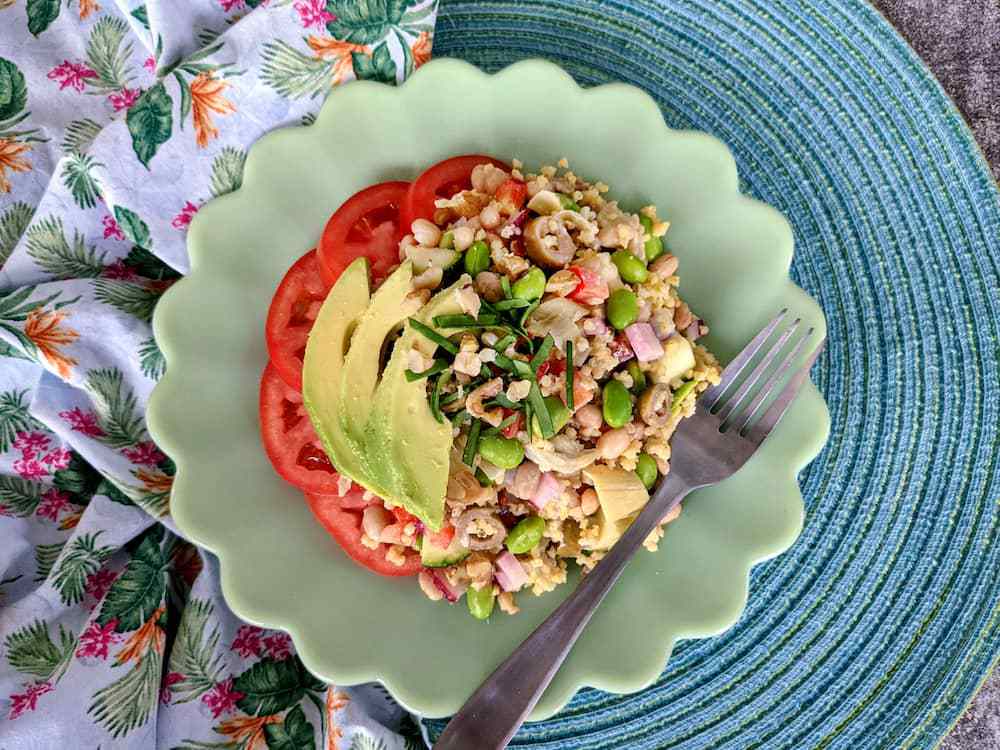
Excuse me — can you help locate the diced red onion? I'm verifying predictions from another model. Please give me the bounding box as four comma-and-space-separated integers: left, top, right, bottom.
531, 472, 562, 510
494, 551, 528, 592
625, 322, 665, 363
685, 320, 703, 341
609, 333, 635, 363
429, 570, 467, 603
362, 506, 391, 540
510, 209, 529, 229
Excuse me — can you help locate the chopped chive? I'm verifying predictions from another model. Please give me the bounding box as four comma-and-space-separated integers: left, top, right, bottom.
462, 419, 482, 466
494, 298, 532, 311
530, 335, 555, 373
479, 298, 500, 316
523, 400, 532, 442
500, 276, 512, 299
480, 364, 493, 379
433, 313, 500, 329
565, 340, 575, 411
493, 353, 516, 371
450, 408, 470, 426
493, 334, 516, 353
671, 380, 698, 413
439, 390, 463, 406
475, 467, 494, 487
520, 300, 539, 327
511, 359, 534, 380
486, 393, 520, 410
405, 358, 449, 382
528, 382, 554, 438
430, 370, 451, 424
409, 318, 458, 354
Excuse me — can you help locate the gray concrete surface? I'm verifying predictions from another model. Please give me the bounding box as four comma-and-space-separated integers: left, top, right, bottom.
869, 2, 999, 747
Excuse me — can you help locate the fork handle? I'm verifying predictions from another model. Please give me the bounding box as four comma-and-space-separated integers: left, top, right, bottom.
433, 472, 690, 750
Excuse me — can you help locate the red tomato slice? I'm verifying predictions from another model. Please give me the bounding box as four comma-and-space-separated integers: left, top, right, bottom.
401, 154, 509, 228
317, 181, 410, 287
259, 363, 342, 494
304, 492, 422, 577
567, 265, 610, 305
495, 178, 527, 213
265, 250, 330, 390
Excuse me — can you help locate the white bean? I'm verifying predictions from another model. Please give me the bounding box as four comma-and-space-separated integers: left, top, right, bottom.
597, 427, 631, 459
453, 225, 475, 251
575, 403, 603, 430
410, 218, 441, 247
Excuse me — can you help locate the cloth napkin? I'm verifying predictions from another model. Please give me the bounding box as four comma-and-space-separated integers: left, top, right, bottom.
0, 1, 436, 747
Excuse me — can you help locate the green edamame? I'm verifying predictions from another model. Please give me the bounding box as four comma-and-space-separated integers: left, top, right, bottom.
602, 380, 633, 428
531, 395, 571, 437
635, 453, 658, 490
627, 360, 647, 394
606, 288, 639, 330
464, 240, 491, 275
477, 435, 525, 469
505, 515, 545, 553
640, 214, 664, 263
512, 267, 546, 301
611, 250, 649, 284
558, 194, 581, 212
440, 230, 454, 249
467, 584, 495, 620
671, 380, 698, 413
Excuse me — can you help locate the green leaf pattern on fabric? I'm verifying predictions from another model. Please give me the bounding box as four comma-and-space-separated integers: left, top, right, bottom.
0, 1, 437, 746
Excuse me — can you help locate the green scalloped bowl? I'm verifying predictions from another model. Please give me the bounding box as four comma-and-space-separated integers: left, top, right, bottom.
148, 58, 830, 720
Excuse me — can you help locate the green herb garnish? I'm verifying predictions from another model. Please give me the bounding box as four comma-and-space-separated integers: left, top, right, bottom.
511, 359, 535, 380
475, 467, 494, 487
495, 298, 532, 311
527, 382, 554, 438
493, 334, 516, 353
501, 276, 512, 299
405, 358, 448, 382
530, 334, 554, 373
463, 419, 482, 466
450, 408, 470, 426
433, 313, 499, 328
565, 339, 575, 411
430, 370, 451, 424
409, 318, 458, 355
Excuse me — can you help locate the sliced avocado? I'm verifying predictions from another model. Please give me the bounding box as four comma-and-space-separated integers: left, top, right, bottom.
338, 261, 423, 489
421, 534, 470, 568
302, 258, 375, 491
366, 278, 469, 530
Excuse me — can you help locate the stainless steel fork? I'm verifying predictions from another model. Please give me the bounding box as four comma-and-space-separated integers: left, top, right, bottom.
434, 310, 825, 750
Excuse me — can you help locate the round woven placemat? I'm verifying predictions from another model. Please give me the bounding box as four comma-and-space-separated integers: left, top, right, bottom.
426, 0, 1000, 747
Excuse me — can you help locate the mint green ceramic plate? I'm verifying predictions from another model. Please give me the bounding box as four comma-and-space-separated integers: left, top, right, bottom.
148, 59, 830, 720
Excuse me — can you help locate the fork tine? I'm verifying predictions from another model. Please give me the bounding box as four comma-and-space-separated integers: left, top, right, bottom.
716, 317, 802, 423
701, 309, 788, 410
744, 337, 825, 445
732, 327, 813, 432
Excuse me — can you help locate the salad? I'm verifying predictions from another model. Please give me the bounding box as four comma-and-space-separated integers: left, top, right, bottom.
259, 155, 721, 620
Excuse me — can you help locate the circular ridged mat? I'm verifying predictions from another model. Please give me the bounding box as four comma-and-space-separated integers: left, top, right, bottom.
426, 0, 1000, 747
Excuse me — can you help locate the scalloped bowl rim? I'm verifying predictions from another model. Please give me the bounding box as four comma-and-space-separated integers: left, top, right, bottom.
148, 58, 830, 720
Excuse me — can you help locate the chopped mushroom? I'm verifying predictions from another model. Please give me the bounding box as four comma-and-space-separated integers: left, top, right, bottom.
455, 508, 506, 550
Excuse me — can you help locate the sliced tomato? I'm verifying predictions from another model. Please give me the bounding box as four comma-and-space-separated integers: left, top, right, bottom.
401, 154, 509, 228
265, 250, 330, 390
568, 265, 610, 305
259, 363, 342, 494
390, 506, 419, 526
304, 492, 422, 577
495, 178, 527, 213
317, 181, 410, 287
425, 523, 456, 549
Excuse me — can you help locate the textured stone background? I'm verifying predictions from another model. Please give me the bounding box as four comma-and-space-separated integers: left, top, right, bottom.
870, 1, 999, 747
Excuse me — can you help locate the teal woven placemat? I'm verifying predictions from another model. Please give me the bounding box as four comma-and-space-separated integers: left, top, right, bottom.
426, 0, 1000, 747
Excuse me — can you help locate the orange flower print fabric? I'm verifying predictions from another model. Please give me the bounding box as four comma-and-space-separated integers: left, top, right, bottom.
0, 0, 437, 748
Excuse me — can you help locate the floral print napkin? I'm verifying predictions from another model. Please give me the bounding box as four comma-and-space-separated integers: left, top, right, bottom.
0, 1, 435, 747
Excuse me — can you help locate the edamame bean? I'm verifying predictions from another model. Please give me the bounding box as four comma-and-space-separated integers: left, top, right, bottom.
464, 240, 491, 276
606, 288, 639, 330
532, 395, 571, 437
440, 230, 455, 249
627, 360, 647, 394
611, 250, 649, 284
467, 584, 495, 620
635, 452, 658, 490
512, 267, 546, 301
478, 435, 525, 469
505, 515, 545, 553
602, 380, 633, 428
671, 380, 698, 413
558, 194, 581, 211
640, 214, 665, 263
